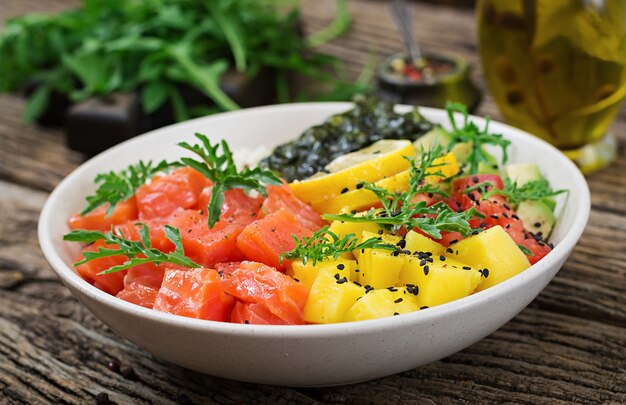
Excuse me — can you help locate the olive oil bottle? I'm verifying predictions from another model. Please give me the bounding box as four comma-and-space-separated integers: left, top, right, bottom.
477, 0, 626, 171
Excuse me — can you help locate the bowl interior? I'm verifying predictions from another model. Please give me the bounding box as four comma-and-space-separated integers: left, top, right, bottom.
39, 102, 589, 331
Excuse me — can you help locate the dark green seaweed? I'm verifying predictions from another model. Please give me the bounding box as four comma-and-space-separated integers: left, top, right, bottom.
260, 96, 434, 181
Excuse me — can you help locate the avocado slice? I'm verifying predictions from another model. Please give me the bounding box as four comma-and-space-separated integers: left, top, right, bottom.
504, 163, 556, 211
516, 200, 555, 238
413, 126, 471, 161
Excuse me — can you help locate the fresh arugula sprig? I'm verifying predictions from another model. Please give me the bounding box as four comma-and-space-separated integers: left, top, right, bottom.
517, 244, 534, 257
178, 133, 282, 227
279, 226, 396, 266
322, 143, 482, 239
464, 178, 566, 208
325, 202, 481, 240
81, 160, 179, 216
63, 223, 199, 275
445, 102, 511, 175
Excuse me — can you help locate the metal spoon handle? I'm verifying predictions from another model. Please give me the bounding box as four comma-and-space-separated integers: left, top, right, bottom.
388, 0, 424, 67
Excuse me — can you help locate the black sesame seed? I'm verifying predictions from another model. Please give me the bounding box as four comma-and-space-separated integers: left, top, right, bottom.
394, 298, 403, 303
244, 320, 249, 324
353, 281, 362, 287
423, 265, 430, 275
293, 278, 300, 282
512, 214, 520, 220
472, 176, 479, 184
396, 239, 407, 248
462, 266, 472, 270
393, 312, 400, 316
388, 287, 398, 292
420, 306, 429, 310
439, 255, 446, 261
446, 247, 454, 254
503, 203, 511, 210
355, 269, 360, 273
449, 239, 459, 245
425, 252, 433, 257
490, 214, 499, 219
502, 212, 509, 219
334, 273, 340, 280
377, 229, 384, 235
506, 224, 511, 229
341, 187, 349, 194
548, 242, 554, 249
534, 222, 541, 228
337, 264, 345, 270
336, 277, 348, 284
479, 222, 487, 228
356, 183, 364, 189
538, 241, 545, 247
420, 259, 427, 266
482, 268, 490, 278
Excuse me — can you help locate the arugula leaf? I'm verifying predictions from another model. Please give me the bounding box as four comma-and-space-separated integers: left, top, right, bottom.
279, 226, 396, 266
81, 159, 179, 216
445, 102, 511, 175
63, 223, 200, 275
178, 133, 282, 227
480, 178, 566, 208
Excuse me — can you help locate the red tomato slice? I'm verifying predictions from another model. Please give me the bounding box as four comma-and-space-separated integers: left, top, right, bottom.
198, 187, 263, 226
236, 209, 313, 270
168, 209, 246, 267
74, 241, 127, 295
259, 184, 326, 231
222, 261, 308, 325
153, 268, 234, 321
230, 301, 288, 325
136, 167, 205, 219
68, 198, 138, 232
116, 282, 159, 308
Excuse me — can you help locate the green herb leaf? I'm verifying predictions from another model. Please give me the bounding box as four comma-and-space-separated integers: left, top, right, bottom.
178, 133, 282, 227
518, 244, 534, 256
445, 102, 511, 175
81, 160, 179, 216
279, 226, 396, 266
481, 178, 566, 208
63, 223, 200, 274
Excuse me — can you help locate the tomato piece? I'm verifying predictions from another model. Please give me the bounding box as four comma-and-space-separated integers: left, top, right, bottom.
259, 184, 326, 231
74, 241, 127, 295
153, 268, 234, 321
230, 301, 288, 325
168, 209, 246, 267
116, 282, 159, 308
68, 198, 138, 232
198, 187, 263, 226
236, 209, 313, 270
222, 261, 308, 325
136, 167, 206, 219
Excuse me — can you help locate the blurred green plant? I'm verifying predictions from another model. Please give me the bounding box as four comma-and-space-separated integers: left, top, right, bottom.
0, 0, 367, 122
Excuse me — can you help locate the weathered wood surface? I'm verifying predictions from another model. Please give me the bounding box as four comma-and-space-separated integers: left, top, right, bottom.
1, 0, 625, 404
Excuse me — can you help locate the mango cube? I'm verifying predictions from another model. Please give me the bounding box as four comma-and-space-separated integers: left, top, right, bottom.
288, 258, 357, 289
344, 287, 421, 322
303, 265, 365, 324
404, 230, 446, 256
452, 225, 531, 291
399, 256, 482, 308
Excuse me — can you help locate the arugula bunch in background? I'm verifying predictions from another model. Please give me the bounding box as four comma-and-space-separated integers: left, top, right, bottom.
0, 0, 358, 122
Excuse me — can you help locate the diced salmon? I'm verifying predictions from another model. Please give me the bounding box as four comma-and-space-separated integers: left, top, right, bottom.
260, 184, 326, 230
230, 301, 288, 325
222, 261, 309, 325
153, 268, 234, 321
198, 187, 263, 226
136, 167, 206, 219
68, 198, 138, 232
74, 241, 127, 295
236, 209, 313, 270
116, 282, 159, 308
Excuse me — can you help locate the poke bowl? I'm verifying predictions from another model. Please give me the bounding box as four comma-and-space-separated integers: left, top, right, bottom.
38, 101, 590, 386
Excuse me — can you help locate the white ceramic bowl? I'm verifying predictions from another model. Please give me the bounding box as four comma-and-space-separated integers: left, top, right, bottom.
38, 103, 590, 386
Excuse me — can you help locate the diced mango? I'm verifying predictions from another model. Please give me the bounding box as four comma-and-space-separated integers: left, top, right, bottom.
358, 230, 406, 289
452, 226, 531, 292
327, 215, 382, 259
344, 287, 421, 322
399, 257, 482, 308
404, 230, 446, 256
303, 265, 366, 324
288, 258, 357, 289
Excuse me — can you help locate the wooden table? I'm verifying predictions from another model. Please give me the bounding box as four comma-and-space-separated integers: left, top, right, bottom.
1, 1, 625, 404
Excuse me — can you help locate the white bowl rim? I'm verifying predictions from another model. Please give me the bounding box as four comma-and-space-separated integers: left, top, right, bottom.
38, 102, 590, 338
